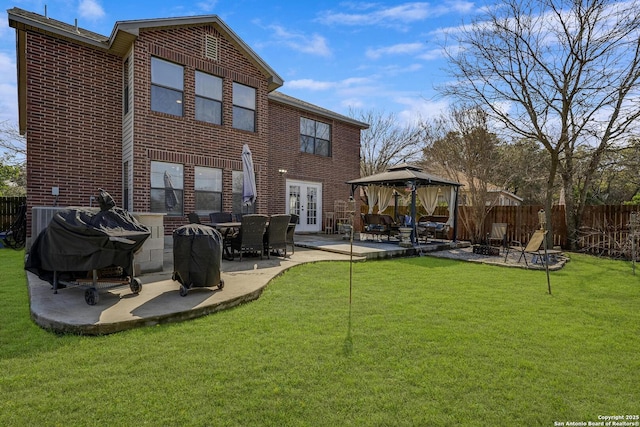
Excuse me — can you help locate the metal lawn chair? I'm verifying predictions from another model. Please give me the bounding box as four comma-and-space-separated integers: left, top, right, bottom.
487, 223, 508, 252
506, 229, 547, 266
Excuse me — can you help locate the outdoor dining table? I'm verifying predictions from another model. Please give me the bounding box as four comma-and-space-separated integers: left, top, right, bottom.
212, 222, 242, 260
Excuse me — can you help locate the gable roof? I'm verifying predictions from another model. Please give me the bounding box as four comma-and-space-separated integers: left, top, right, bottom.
8, 8, 283, 88
269, 91, 369, 129
8, 7, 285, 133
423, 164, 523, 202
347, 163, 461, 188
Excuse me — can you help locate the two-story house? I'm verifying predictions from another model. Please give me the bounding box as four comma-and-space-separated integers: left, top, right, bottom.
8, 8, 368, 239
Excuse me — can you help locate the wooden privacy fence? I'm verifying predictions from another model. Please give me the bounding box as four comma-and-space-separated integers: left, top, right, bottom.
364, 203, 640, 257
0, 197, 26, 231
576, 204, 640, 259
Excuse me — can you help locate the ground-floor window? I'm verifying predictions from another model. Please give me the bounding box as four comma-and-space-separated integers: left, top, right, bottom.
150, 161, 183, 216
194, 166, 222, 214
232, 170, 255, 215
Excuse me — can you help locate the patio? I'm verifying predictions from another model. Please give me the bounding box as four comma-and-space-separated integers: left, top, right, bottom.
25, 233, 563, 335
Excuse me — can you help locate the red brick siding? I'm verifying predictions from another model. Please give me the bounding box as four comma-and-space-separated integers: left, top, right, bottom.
267, 101, 362, 220
24, 32, 122, 235
22, 21, 362, 237
130, 25, 271, 232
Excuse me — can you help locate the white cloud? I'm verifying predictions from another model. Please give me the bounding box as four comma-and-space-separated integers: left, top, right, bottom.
0, 52, 18, 125
340, 97, 366, 109
197, 1, 218, 13
366, 42, 424, 59
318, 1, 475, 28
395, 96, 450, 125
285, 79, 336, 91
267, 25, 332, 57
78, 0, 106, 20
285, 76, 374, 92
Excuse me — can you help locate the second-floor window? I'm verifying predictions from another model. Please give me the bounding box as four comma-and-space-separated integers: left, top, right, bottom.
300, 117, 331, 157
151, 57, 184, 116
233, 82, 256, 132
195, 71, 222, 125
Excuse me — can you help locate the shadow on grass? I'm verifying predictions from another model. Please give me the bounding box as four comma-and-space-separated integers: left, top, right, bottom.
343, 304, 353, 357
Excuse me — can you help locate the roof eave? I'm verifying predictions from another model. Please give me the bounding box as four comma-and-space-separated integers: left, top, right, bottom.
268, 93, 369, 129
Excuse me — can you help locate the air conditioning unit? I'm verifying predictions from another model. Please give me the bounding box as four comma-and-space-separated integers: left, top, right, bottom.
31, 207, 64, 241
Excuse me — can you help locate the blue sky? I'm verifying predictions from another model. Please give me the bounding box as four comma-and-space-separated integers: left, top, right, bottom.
0, 0, 488, 128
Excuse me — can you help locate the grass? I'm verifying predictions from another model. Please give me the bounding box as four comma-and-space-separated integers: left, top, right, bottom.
1, 248, 639, 426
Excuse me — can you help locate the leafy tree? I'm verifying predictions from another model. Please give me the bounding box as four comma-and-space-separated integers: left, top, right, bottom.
0, 121, 26, 196
0, 164, 25, 197
441, 0, 640, 249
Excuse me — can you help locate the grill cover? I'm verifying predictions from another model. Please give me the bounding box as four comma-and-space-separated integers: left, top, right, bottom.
26, 205, 150, 282
172, 224, 223, 288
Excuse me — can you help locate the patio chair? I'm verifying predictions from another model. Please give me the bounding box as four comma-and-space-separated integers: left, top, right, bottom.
506, 229, 549, 266
230, 214, 269, 261
209, 212, 233, 225
264, 214, 291, 258
487, 223, 508, 252
187, 212, 201, 224
286, 214, 298, 254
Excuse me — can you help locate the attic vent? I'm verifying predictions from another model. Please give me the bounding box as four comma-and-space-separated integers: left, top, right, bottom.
205, 35, 219, 61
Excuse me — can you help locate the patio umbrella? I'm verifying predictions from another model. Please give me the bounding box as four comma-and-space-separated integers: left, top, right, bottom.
242, 144, 257, 209
164, 171, 179, 210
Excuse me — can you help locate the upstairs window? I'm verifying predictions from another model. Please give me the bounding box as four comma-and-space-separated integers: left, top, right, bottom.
232, 82, 256, 132
195, 71, 222, 125
151, 57, 183, 116
300, 117, 331, 157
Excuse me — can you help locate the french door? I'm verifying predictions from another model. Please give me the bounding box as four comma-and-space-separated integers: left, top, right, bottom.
286, 180, 322, 232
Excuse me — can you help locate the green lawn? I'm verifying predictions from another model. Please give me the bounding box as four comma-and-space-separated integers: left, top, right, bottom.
1, 248, 638, 426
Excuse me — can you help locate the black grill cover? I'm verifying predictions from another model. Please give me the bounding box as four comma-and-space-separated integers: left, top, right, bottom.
26, 206, 150, 282
173, 224, 222, 288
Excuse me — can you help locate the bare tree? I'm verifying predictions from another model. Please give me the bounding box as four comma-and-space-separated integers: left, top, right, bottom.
441, 0, 640, 249
580, 138, 640, 204
493, 138, 550, 204
421, 105, 501, 243
349, 109, 425, 177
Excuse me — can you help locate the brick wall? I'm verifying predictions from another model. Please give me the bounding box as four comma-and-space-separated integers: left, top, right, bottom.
21, 20, 363, 237
131, 24, 271, 232
267, 101, 362, 222
25, 32, 122, 236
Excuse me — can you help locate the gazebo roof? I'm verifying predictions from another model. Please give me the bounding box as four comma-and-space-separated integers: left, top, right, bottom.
347, 163, 462, 188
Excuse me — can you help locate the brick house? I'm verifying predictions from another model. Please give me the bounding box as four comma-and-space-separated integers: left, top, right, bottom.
8, 8, 368, 238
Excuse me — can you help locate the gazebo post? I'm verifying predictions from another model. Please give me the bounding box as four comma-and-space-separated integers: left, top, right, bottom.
410, 180, 417, 245
453, 186, 460, 242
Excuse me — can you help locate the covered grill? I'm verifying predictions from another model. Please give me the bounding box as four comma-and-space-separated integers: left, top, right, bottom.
25, 190, 150, 305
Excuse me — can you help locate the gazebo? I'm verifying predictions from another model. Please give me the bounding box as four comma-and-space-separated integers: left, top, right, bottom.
347, 164, 463, 245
